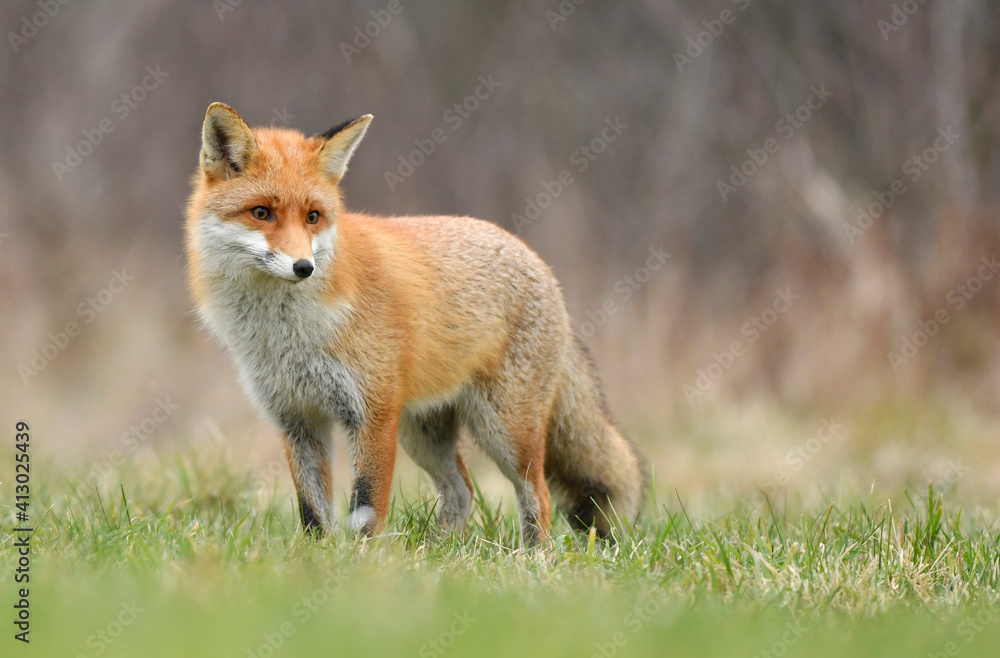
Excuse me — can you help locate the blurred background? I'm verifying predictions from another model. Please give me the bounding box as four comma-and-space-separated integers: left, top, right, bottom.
3, 0, 1000, 513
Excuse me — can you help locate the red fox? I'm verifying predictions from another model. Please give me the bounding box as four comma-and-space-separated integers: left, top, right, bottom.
185, 102, 645, 544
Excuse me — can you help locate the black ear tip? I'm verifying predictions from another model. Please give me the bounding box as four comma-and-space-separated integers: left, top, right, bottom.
313, 115, 371, 140
313, 118, 355, 140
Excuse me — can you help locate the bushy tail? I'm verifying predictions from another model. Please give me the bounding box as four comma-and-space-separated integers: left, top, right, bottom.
545, 338, 646, 537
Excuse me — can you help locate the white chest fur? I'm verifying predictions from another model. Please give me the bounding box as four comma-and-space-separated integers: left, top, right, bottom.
199, 275, 365, 430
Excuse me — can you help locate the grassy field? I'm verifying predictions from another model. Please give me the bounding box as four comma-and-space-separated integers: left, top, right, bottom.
2, 440, 1000, 658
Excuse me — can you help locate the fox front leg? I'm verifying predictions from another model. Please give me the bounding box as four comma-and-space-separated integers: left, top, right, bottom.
346, 406, 399, 536
281, 418, 335, 535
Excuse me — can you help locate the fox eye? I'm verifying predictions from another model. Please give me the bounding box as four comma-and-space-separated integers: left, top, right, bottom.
250, 206, 271, 221
307, 211, 320, 224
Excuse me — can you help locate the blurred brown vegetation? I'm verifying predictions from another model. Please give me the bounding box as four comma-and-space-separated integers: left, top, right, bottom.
2, 1, 1000, 483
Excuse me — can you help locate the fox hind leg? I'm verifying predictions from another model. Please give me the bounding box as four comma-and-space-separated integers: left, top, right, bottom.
512, 435, 551, 547
398, 405, 473, 530
460, 390, 552, 547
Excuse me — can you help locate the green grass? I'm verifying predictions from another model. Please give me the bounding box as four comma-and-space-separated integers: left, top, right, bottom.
3, 447, 1000, 657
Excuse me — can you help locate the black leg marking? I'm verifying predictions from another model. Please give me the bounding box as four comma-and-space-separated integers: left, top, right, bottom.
567, 479, 613, 537
349, 476, 373, 513
298, 492, 325, 537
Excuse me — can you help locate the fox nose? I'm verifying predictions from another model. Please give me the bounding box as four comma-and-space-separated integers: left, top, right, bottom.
292, 259, 314, 279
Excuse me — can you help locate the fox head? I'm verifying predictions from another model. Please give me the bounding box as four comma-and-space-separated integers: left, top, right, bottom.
187, 102, 371, 283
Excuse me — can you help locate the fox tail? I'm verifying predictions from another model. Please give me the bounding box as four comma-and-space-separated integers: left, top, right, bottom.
545, 337, 647, 537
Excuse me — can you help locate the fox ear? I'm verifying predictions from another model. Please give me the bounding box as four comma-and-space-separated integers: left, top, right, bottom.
200, 102, 258, 178
315, 115, 372, 181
